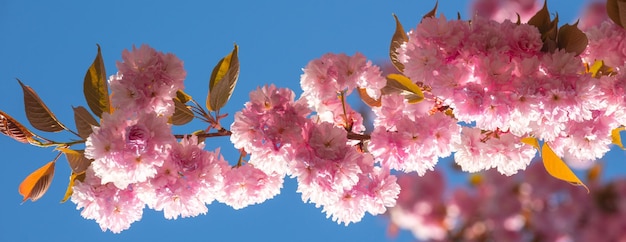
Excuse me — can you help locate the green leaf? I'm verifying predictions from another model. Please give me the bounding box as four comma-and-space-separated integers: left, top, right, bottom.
18, 79, 66, 132
0, 110, 35, 144
73, 106, 99, 139
57, 147, 92, 174
541, 143, 589, 193
557, 21, 588, 56
206, 44, 240, 112
386, 74, 424, 104
612, 126, 625, 150
19, 161, 55, 202
61, 172, 85, 203
170, 97, 194, 125
390, 14, 408, 72
83, 44, 109, 118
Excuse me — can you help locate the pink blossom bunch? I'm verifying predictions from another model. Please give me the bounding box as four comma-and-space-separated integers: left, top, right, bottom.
74, 46, 231, 232
229, 53, 401, 224
398, 14, 623, 172
110, 44, 186, 116
230, 84, 310, 175
138, 136, 227, 219
387, 162, 626, 241
290, 122, 400, 225
368, 93, 462, 175
584, 20, 626, 69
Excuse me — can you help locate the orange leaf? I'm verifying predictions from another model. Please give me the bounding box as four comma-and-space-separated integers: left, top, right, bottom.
357, 87, 381, 107
19, 161, 55, 202
521, 137, 540, 151
611, 126, 625, 150
61, 172, 86, 203
541, 143, 588, 193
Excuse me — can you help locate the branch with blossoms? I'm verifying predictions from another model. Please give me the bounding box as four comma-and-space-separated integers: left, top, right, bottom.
1, 0, 626, 234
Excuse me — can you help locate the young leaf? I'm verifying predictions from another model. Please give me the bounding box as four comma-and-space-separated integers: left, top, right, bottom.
390, 14, 408, 72
586, 60, 617, 78
61, 172, 86, 203
607, 0, 626, 28
171, 97, 194, 125
541, 143, 589, 192
528, 1, 551, 32
18, 79, 66, 132
557, 21, 588, 56
0, 110, 35, 144
176, 90, 193, 104
619, 0, 626, 29
422, 1, 438, 21
356, 87, 381, 107
386, 74, 424, 104
57, 148, 92, 174
19, 161, 55, 202
521, 136, 540, 151
73, 106, 99, 139
206, 44, 240, 112
83, 44, 110, 118
611, 126, 625, 150
587, 163, 603, 183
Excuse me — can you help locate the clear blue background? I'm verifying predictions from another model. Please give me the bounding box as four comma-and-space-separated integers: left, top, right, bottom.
0, 1, 610, 242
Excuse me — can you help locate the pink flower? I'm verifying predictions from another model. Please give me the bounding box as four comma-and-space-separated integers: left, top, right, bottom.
86, 112, 175, 189
139, 136, 227, 219
584, 21, 626, 68
300, 53, 386, 109
218, 164, 283, 210
71, 167, 145, 233
111, 44, 186, 116
230, 85, 310, 155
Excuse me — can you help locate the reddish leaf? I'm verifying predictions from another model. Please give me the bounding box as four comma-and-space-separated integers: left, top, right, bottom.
171, 97, 194, 125
73, 106, 99, 139
57, 147, 92, 174
0, 110, 35, 144
19, 161, 55, 202
421, 1, 438, 21
557, 21, 588, 56
607, 0, 626, 28
390, 14, 408, 72
18, 79, 66, 132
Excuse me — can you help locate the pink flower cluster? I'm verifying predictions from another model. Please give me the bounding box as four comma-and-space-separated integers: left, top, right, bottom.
230, 54, 401, 225
73, 46, 276, 233
398, 14, 626, 172
387, 162, 626, 241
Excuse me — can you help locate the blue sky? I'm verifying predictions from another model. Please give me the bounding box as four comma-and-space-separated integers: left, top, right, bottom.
0, 0, 608, 241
